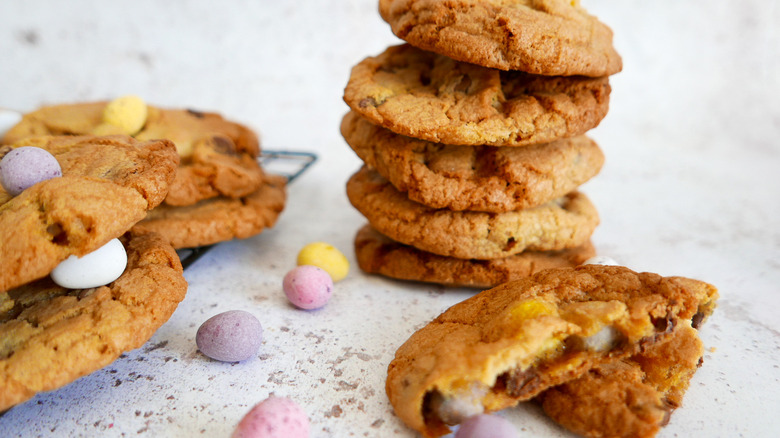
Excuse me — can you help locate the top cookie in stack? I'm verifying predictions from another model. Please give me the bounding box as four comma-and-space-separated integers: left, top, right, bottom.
341, 0, 621, 288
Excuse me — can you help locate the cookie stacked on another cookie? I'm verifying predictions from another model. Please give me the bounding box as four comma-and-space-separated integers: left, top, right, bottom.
2, 98, 287, 249
342, 0, 622, 288
0, 135, 188, 412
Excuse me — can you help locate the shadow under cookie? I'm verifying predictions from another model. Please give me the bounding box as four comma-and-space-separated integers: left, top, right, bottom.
354, 224, 595, 288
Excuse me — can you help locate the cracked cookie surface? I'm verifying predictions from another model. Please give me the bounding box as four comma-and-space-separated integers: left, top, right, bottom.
0, 135, 178, 292
343, 44, 611, 147
134, 174, 287, 249
346, 166, 599, 259
2, 101, 264, 206
354, 224, 595, 288
0, 230, 188, 412
385, 265, 719, 437
379, 0, 622, 76
342, 111, 604, 212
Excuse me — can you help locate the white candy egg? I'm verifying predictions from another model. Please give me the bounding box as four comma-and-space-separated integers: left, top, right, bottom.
51, 238, 128, 289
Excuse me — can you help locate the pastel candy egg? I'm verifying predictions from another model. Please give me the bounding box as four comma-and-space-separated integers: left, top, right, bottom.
232, 396, 310, 438
455, 414, 520, 438
196, 310, 263, 362
101, 95, 148, 135
283, 265, 333, 310
583, 255, 620, 266
50, 238, 127, 289
296, 241, 349, 282
0, 146, 62, 196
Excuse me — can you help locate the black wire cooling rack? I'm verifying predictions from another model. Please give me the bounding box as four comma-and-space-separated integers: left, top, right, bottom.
177, 150, 317, 270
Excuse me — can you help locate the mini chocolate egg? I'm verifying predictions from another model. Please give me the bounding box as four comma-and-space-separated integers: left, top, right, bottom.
0, 146, 62, 196
196, 310, 263, 362
296, 241, 349, 281
455, 414, 520, 438
50, 238, 127, 289
283, 265, 333, 310
232, 397, 309, 438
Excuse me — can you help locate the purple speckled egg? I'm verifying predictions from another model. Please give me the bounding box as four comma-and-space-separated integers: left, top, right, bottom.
196, 310, 263, 362
283, 265, 333, 310
0, 146, 62, 196
455, 414, 520, 438
232, 397, 310, 438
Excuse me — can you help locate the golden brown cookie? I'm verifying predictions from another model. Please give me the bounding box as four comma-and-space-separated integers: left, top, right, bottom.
346, 166, 599, 259
379, 0, 622, 76
0, 230, 188, 412
133, 174, 287, 249
2, 101, 264, 206
538, 323, 705, 438
385, 265, 719, 437
354, 224, 595, 288
342, 111, 604, 212
343, 44, 611, 147
0, 135, 178, 292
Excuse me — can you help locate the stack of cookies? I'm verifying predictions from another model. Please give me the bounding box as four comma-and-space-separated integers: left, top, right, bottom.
0, 135, 189, 411
2, 98, 286, 249
341, 0, 622, 288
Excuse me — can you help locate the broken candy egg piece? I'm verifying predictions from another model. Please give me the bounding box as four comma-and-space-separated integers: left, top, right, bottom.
583, 255, 620, 266
283, 265, 333, 310
232, 396, 310, 438
50, 238, 127, 289
455, 414, 520, 438
0, 146, 62, 196
196, 310, 263, 362
101, 95, 148, 135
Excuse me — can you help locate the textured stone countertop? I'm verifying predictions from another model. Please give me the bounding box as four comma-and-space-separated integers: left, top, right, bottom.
1, 1, 778, 437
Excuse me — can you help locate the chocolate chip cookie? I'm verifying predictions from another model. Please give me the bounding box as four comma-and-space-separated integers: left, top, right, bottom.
354, 224, 595, 288
385, 265, 719, 437
2, 101, 265, 206
343, 44, 611, 147
379, 0, 622, 76
0, 135, 178, 292
342, 110, 604, 212
133, 174, 287, 249
0, 230, 188, 412
346, 166, 599, 259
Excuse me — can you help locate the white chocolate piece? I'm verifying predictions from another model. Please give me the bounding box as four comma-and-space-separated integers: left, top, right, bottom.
51, 238, 128, 289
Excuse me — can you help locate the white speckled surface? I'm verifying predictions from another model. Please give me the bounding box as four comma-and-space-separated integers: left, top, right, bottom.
1, 1, 779, 437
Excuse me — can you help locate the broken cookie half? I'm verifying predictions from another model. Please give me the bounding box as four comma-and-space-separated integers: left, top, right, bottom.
385, 265, 718, 437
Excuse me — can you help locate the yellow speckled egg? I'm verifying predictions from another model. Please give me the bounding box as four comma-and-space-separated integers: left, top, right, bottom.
297, 242, 349, 282
101, 95, 148, 135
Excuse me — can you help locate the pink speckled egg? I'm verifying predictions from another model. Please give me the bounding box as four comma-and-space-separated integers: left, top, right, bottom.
232, 397, 310, 438
282, 265, 333, 310
455, 414, 520, 438
196, 310, 263, 362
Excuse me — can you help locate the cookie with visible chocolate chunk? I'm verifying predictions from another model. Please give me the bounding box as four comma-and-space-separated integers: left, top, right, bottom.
0, 135, 178, 292
342, 111, 604, 212
385, 265, 719, 437
538, 323, 706, 438
343, 44, 611, 147
2, 101, 265, 206
346, 166, 599, 260
379, 0, 622, 76
133, 174, 287, 249
0, 230, 188, 412
354, 224, 595, 288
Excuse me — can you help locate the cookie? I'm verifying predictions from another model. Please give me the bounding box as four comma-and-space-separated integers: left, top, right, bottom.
385, 265, 719, 437
378, 0, 622, 76
2, 101, 265, 206
354, 224, 595, 288
346, 166, 599, 259
538, 323, 705, 438
343, 44, 611, 147
133, 174, 287, 249
341, 111, 604, 212
0, 230, 188, 412
0, 135, 178, 292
